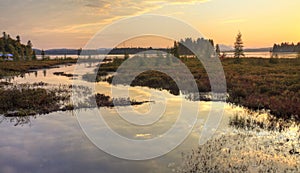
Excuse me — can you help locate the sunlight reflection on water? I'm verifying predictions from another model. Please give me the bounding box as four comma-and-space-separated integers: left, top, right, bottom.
0, 63, 239, 172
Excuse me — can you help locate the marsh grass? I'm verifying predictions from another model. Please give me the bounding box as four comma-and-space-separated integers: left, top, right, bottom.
0, 59, 77, 78
93, 57, 300, 121
229, 110, 299, 132
177, 129, 300, 173
0, 83, 72, 116
177, 108, 300, 173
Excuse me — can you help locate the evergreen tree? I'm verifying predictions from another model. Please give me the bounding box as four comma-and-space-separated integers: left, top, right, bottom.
26, 40, 33, 60
27, 40, 33, 48
234, 31, 244, 63
216, 44, 221, 57
77, 48, 82, 58
208, 39, 214, 47
16, 35, 21, 43
41, 49, 45, 60
2, 32, 7, 39
0, 39, 4, 53
32, 50, 37, 60
172, 41, 179, 58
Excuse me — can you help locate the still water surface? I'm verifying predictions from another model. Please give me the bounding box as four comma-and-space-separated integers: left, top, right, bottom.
0, 63, 242, 173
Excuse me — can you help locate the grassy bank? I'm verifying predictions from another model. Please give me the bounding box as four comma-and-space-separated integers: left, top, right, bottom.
0, 59, 78, 78
91, 57, 300, 121
0, 83, 72, 116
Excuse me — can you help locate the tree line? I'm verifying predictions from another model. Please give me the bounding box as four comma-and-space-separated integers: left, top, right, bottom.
273, 42, 300, 52
171, 38, 216, 57
0, 32, 36, 61
171, 32, 244, 63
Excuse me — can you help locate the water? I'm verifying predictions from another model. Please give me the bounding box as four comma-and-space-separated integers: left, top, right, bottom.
225, 51, 299, 58
36, 54, 131, 60
0, 62, 240, 173
37, 52, 299, 60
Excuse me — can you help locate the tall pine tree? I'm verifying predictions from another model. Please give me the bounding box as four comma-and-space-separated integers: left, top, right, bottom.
234, 31, 244, 63
216, 44, 221, 57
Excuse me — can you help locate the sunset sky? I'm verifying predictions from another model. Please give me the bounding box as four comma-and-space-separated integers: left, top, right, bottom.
1, 0, 299, 49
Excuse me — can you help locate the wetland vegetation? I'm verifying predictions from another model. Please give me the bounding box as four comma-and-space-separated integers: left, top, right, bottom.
90, 56, 300, 122
0, 59, 77, 78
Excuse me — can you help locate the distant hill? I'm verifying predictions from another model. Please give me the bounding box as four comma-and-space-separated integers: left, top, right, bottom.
244, 47, 272, 52
222, 47, 272, 52
34, 47, 169, 55
219, 44, 233, 51
34, 48, 80, 55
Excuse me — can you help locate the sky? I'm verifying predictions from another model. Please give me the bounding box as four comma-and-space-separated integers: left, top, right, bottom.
1, 0, 300, 49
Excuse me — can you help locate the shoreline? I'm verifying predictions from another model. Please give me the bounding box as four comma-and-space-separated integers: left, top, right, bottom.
0, 59, 78, 79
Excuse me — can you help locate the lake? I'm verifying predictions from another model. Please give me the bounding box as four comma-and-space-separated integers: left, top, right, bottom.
225, 51, 299, 58
36, 51, 299, 60
0, 62, 245, 173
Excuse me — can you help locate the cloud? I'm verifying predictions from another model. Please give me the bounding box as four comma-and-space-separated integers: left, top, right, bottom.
0, 0, 212, 48
82, 0, 211, 15
145, 0, 210, 5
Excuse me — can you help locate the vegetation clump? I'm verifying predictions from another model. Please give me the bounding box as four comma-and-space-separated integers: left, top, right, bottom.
0, 82, 150, 118
53, 71, 78, 78
0, 85, 71, 116
88, 94, 152, 107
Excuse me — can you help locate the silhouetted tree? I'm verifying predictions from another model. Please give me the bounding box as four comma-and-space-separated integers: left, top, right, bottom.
172, 41, 179, 58
216, 44, 221, 57
26, 40, 33, 60
16, 35, 21, 43
234, 31, 244, 63
41, 49, 45, 60
208, 39, 214, 47
2, 32, 7, 39
32, 50, 37, 60
0, 39, 5, 53
77, 48, 82, 58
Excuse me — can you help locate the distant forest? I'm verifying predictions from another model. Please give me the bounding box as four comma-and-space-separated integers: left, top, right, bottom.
176, 38, 216, 56
34, 47, 169, 56
0, 32, 35, 60
34, 38, 216, 56
272, 42, 300, 52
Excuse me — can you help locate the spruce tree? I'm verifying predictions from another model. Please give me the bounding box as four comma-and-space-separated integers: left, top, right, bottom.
216, 44, 221, 57
234, 32, 244, 63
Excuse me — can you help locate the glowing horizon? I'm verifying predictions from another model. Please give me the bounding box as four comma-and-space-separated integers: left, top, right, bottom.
1, 0, 299, 49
